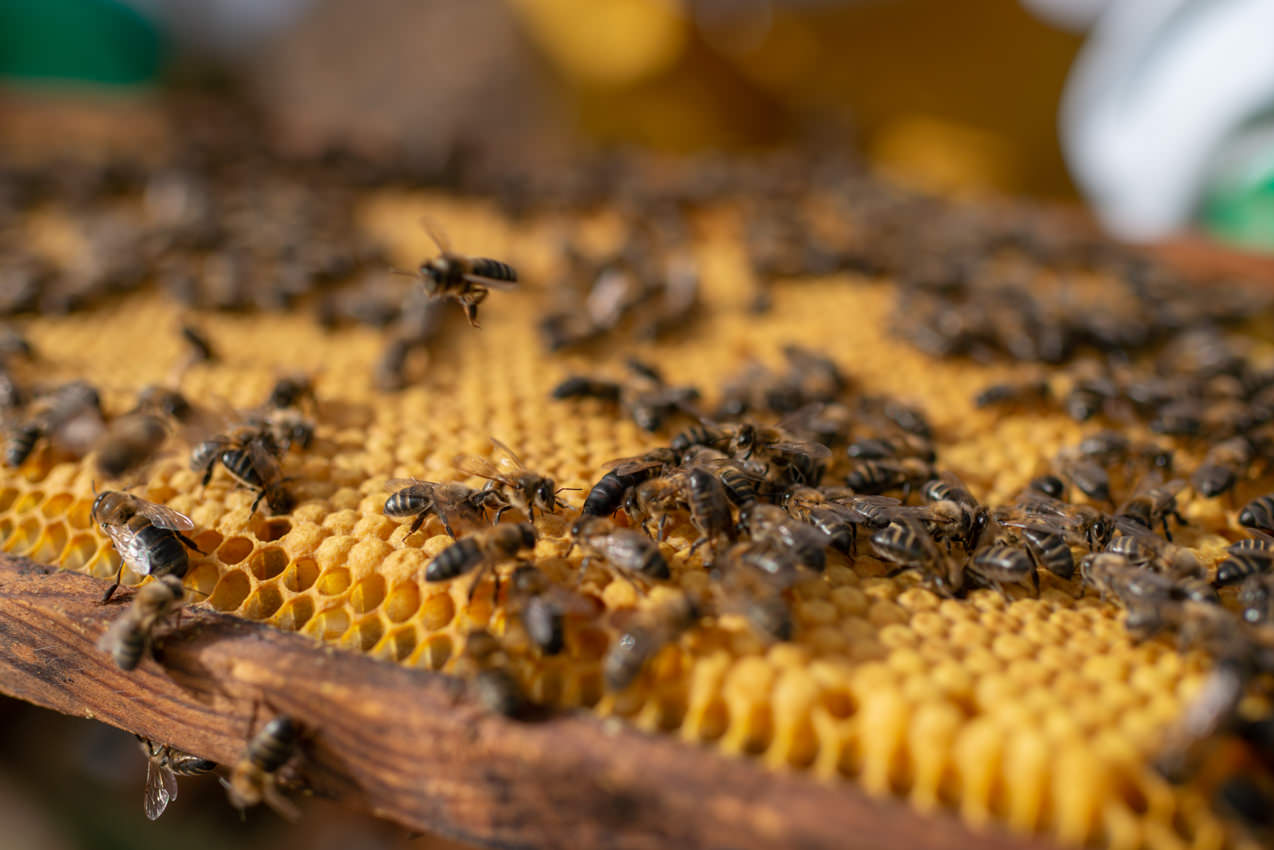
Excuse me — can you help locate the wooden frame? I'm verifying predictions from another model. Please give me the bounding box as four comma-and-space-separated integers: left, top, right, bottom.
0, 553, 1053, 850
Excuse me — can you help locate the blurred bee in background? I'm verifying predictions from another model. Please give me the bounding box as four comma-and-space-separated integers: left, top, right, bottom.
405, 222, 518, 327
179, 322, 217, 365
223, 713, 302, 820
5, 379, 103, 467
97, 573, 190, 670
1193, 436, 1255, 500
603, 593, 698, 691
506, 564, 600, 656
136, 736, 216, 820
266, 373, 317, 412
92, 490, 200, 603
454, 438, 574, 521
552, 358, 701, 432
453, 629, 526, 717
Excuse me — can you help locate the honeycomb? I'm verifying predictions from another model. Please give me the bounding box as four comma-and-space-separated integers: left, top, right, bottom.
2, 191, 1266, 850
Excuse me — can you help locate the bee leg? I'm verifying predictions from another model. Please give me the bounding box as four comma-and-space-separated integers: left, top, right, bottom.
100, 568, 123, 604
492, 505, 509, 524
250, 489, 266, 514
409, 511, 429, 536
884, 566, 910, 579
440, 514, 458, 539
1161, 515, 1174, 542
201, 465, 215, 487
461, 300, 481, 328
1030, 568, 1041, 598
657, 515, 669, 541
176, 531, 203, 553
688, 536, 708, 556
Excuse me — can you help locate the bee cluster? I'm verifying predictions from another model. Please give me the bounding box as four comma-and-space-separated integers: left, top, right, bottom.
9, 102, 1274, 843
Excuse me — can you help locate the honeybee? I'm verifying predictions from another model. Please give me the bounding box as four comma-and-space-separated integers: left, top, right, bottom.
5, 379, 103, 466
570, 516, 670, 581
973, 378, 1051, 409
408, 223, 518, 327
994, 517, 1076, 580
92, 490, 200, 604
454, 438, 571, 521
97, 574, 189, 670
553, 360, 701, 432
1008, 491, 1113, 549
870, 517, 964, 596
845, 457, 934, 499
845, 432, 935, 463
919, 473, 990, 553
603, 593, 698, 691
95, 407, 172, 480
1055, 451, 1111, 505
453, 629, 526, 717
425, 522, 537, 602
739, 501, 829, 572
266, 374, 316, 411
712, 542, 796, 641
969, 543, 1039, 598
1239, 494, 1274, 535
1079, 551, 1175, 609
136, 736, 215, 820
1115, 477, 1187, 539
1215, 537, 1274, 587
678, 446, 768, 507
1193, 437, 1254, 499
215, 433, 294, 515
580, 448, 679, 518
781, 486, 860, 554
223, 714, 301, 820
384, 477, 493, 538
179, 323, 217, 364
506, 564, 599, 655
731, 423, 830, 487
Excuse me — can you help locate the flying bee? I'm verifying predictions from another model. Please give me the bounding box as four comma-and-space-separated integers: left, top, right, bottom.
973, 378, 1051, 409
136, 736, 216, 821
1116, 477, 1188, 540
570, 516, 670, 581
1193, 437, 1254, 499
92, 490, 200, 603
969, 542, 1040, 598
870, 517, 964, 596
404, 222, 517, 327
384, 478, 493, 538
223, 714, 301, 820
580, 448, 679, 518
603, 593, 698, 691
453, 438, 572, 521
1239, 494, 1274, 535
506, 564, 599, 655
179, 323, 217, 364
425, 522, 537, 602
739, 501, 829, 572
97, 574, 188, 670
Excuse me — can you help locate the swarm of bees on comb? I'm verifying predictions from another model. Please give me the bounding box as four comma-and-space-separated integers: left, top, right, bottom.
6, 108, 1274, 848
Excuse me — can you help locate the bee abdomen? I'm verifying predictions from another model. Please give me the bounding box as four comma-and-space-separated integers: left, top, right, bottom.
137, 526, 191, 578
384, 489, 429, 517
248, 716, 300, 773
523, 597, 564, 655
6, 423, 41, 467
581, 472, 628, 517
220, 448, 263, 488
1239, 494, 1274, 534
471, 258, 517, 282
112, 626, 147, 671
426, 538, 482, 582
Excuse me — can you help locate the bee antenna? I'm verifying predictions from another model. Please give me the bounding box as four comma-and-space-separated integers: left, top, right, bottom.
388, 266, 418, 279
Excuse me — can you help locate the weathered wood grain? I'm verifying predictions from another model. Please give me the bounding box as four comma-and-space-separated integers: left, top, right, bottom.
0, 553, 1053, 850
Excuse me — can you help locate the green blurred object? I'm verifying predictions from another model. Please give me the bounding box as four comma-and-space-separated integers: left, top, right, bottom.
0, 0, 164, 85
1200, 119, 1274, 253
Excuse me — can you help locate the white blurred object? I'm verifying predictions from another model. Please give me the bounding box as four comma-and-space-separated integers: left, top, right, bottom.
1019, 0, 1112, 31
124, 0, 318, 57
1047, 0, 1274, 240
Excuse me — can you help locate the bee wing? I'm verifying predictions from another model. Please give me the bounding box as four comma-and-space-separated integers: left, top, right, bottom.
772, 440, 833, 462
489, 437, 527, 471
136, 501, 195, 532
143, 759, 176, 821
462, 273, 518, 291
385, 476, 429, 489
602, 457, 665, 476
101, 521, 157, 575
419, 216, 452, 253
247, 437, 283, 478
453, 453, 508, 485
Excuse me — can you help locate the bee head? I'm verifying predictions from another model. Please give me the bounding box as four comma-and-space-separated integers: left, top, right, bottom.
534, 479, 556, 511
